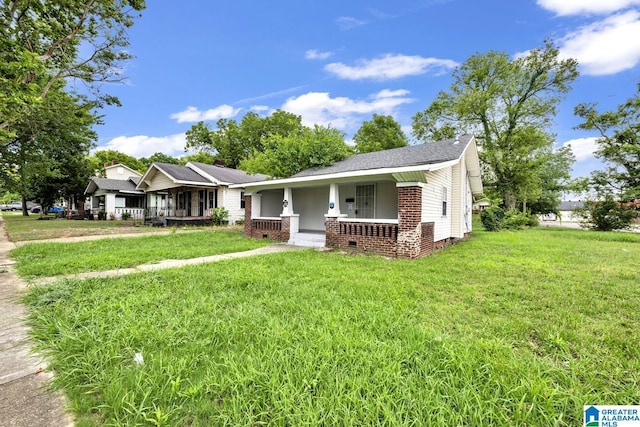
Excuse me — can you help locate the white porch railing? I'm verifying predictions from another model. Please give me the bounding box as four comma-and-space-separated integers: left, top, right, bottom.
114, 207, 145, 220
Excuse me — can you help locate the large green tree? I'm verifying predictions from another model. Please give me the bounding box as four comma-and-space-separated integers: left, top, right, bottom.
354, 114, 408, 154
575, 84, 640, 201
1, 0, 145, 143
185, 110, 304, 168
0, 84, 96, 215
89, 150, 146, 175
240, 125, 353, 178
412, 41, 578, 210
139, 152, 181, 169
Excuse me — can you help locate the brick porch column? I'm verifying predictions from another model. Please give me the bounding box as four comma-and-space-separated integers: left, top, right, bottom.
397, 184, 424, 259
325, 216, 339, 249
244, 194, 252, 238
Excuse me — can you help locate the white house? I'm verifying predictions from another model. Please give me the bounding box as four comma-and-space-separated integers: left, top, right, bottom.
234, 135, 483, 259
135, 161, 265, 225
84, 163, 145, 219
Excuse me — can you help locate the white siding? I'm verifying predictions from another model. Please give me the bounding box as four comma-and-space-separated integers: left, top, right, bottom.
258, 189, 284, 217
105, 165, 141, 180
465, 176, 473, 233
376, 181, 398, 219
451, 159, 470, 238
338, 181, 397, 219
146, 173, 177, 192
422, 168, 452, 242
339, 184, 356, 218
293, 187, 328, 231
222, 187, 245, 224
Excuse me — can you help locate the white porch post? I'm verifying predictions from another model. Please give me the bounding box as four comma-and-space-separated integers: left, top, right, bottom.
281, 187, 299, 237
251, 193, 262, 218
105, 193, 117, 219
327, 183, 341, 217
282, 187, 294, 216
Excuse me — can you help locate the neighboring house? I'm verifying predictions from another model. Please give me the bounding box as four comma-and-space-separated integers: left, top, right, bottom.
135, 161, 266, 225
472, 197, 490, 213
234, 135, 483, 259
540, 200, 585, 222
84, 164, 145, 219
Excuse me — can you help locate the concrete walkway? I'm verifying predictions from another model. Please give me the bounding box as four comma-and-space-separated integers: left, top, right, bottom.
32, 243, 302, 285
0, 217, 306, 426
0, 216, 73, 427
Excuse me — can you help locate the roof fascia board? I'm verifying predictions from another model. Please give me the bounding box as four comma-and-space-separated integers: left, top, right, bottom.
105, 163, 142, 177
232, 160, 460, 190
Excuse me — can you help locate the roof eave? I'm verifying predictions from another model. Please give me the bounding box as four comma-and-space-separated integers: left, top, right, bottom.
230, 160, 459, 190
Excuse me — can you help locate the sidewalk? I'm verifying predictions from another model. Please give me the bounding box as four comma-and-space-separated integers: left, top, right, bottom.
0, 215, 73, 427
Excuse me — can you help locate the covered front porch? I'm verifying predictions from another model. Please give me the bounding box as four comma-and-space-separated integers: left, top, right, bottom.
144, 186, 219, 226
243, 180, 435, 259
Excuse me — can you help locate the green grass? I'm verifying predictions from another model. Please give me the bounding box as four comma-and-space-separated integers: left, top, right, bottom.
1, 211, 160, 241
11, 230, 270, 278
23, 226, 640, 426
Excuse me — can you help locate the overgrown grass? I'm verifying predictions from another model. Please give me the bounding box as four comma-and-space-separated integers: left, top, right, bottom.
23, 227, 640, 425
1, 211, 159, 241
11, 230, 270, 278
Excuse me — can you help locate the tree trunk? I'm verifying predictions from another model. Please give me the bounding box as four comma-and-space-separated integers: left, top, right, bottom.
20, 194, 29, 216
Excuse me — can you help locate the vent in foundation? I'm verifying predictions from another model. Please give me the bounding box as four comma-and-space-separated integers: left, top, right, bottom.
348, 240, 357, 248
262, 234, 268, 239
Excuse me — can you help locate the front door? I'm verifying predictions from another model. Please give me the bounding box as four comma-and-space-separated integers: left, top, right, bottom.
185, 191, 192, 216
198, 190, 206, 216
355, 184, 375, 218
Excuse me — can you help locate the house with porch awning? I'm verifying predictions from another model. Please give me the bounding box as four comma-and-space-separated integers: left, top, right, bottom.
233, 135, 483, 259
84, 163, 145, 220
135, 161, 266, 225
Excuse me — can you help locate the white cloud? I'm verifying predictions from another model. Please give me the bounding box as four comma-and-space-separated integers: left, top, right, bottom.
280, 89, 415, 130
250, 105, 271, 113
170, 105, 241, 123
325, 54, 458, 81
536, 0, 640, 16
336, 16, 366, 30
100, 133, 187, 158
558, 11, 640, 75
562, 137, 599, 161
306, 49, 333, 60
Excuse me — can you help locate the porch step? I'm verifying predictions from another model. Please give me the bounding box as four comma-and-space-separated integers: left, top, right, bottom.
288, 232, 326, 248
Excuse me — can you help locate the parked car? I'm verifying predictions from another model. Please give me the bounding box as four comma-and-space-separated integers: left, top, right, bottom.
0, 202, 22, 211
30, 205, 64, 214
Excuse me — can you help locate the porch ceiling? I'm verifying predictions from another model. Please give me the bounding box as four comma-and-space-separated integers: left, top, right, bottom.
392, 171, 427, 183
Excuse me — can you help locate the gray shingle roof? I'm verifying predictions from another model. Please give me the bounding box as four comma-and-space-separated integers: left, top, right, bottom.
153, 162, 210, 183
189, 162, 266, 184
559, 201, 584, 211
87, 177, 141, 193
292, 135, 473, 178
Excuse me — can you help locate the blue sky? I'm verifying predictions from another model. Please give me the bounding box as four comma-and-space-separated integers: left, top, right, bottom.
93, 0, 640, 179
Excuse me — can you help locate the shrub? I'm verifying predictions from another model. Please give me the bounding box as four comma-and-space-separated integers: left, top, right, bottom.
97, 211, 107, 220
480, 206, 505, 231
575, 196, 638, 231
121, 212, 131, 220
235, 218, 245, 226
501, 210, 533, 230
212, 207, 229, 226
481, 206, 538, 231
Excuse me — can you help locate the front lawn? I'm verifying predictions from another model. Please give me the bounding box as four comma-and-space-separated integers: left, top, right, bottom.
24, 227, 640, 426
1, 211, 162, 241
11, 230, 270, 278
